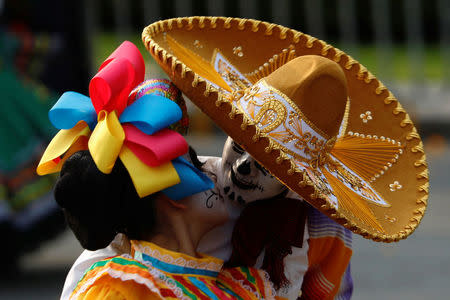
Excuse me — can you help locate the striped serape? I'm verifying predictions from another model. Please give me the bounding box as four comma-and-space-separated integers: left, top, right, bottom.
301, 205, 353, 300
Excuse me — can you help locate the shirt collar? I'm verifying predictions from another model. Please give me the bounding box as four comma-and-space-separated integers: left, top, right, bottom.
131, 240, 223, 278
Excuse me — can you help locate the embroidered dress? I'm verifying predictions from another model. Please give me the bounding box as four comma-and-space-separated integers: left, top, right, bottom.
70, 240, 276, 300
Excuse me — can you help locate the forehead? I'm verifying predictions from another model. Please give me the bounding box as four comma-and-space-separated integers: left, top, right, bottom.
223, 138, 242, 153
223, 139, 259, 168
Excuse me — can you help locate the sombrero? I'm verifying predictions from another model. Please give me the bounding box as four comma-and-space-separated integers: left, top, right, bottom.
142, 17, 429, 242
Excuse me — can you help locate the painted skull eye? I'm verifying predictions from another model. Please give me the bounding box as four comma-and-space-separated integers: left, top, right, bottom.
232, 141, 245, 155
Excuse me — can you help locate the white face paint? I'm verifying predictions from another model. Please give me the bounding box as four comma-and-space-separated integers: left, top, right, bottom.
220, 137, 287, 205
178, 150, 228, 228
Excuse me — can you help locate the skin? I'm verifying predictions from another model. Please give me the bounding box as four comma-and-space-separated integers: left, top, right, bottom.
62, 150, 228, 257
66, 138, 287, 258
220, 137, 287, 205
148, 166, 228, 258
62, 145, 308, 299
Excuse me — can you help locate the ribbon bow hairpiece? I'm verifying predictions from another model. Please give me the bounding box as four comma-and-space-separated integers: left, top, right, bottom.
37, 41, 213, 199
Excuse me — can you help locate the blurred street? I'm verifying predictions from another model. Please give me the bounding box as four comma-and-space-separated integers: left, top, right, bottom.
1, 0, 449, 299
0, 136, 448, 300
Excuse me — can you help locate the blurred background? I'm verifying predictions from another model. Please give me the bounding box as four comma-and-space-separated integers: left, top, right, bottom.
0, 0, 448, 299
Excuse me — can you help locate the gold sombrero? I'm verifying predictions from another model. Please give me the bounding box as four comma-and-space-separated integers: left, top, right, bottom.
142, 17, 429, 242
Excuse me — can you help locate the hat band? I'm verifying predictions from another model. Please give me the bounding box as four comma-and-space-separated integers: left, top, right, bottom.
228, 79, 392, 211
187, 46, 334, 168
229, 79, 330, 166
168, 44, 334, 167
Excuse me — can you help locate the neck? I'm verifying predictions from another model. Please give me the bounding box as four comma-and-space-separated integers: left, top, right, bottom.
148, 197, 208, 257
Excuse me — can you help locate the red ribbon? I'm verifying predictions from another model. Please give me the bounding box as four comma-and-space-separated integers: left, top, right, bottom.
89, 41, 145, 115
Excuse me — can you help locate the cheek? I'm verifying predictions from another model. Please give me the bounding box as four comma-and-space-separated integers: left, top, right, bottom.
261, 177, 286, 196
238, 176, 286, 202
261, 176, 284, 190
220, 159, 234, 186
188, 192, 228, 223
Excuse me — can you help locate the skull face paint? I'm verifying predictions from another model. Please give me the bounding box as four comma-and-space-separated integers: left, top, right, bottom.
220, 137, 287, 204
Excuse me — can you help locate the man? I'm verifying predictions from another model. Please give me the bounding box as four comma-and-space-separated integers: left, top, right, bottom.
197, 137, 353, 299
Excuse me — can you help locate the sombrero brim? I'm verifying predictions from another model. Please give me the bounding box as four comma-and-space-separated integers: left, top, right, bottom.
142, 17, 429, 242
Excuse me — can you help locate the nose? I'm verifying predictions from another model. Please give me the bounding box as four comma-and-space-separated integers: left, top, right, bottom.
237, 160, 251, 175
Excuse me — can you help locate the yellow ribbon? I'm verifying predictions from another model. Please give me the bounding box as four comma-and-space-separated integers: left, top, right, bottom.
37, 110, 181, 198
119, 146, 180, 197
37, 121, 91, 175
88, 110, 125, 174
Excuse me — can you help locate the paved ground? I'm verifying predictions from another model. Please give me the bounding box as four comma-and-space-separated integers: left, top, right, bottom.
351, 144, 450, 300
0, 137, 448, 299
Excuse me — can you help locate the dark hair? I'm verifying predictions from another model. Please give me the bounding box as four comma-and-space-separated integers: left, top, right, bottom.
54, 151, 156, 250
188, 146, 205, 171
226, 196, 307, 290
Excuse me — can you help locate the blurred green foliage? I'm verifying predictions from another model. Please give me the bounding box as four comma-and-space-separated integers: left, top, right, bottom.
93, 33, 444, 82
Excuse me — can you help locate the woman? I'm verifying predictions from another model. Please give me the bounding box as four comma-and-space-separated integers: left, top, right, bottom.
56, 150, 274, 300
38, 41, 276, 300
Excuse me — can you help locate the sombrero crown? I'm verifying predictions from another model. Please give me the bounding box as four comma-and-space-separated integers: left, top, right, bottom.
142, 17, 429, 242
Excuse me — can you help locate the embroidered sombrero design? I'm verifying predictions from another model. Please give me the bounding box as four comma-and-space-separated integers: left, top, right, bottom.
142, 17, 429, 242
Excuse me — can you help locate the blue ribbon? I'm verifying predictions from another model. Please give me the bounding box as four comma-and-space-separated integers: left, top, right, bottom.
48, 92, 97, 130
163, 157, 214, 200
48, 92, 181, 135
119, 94, 182, 134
